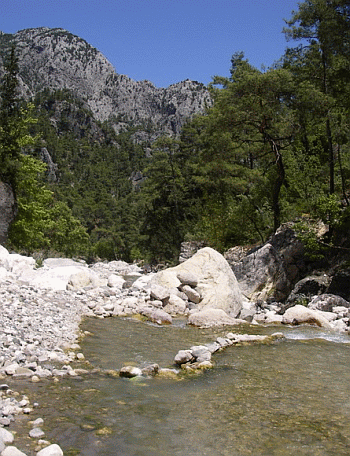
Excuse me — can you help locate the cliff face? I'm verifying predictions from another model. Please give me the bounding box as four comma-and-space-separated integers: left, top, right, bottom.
0, 27, 212, 136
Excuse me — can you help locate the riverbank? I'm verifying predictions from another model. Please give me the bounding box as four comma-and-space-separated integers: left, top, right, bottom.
1, 243, 350, 455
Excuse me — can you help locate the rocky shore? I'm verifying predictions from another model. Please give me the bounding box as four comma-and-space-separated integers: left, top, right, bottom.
0, 237, 349, 455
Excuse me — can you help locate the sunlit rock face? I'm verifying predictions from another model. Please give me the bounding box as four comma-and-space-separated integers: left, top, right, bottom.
0, 27, 212, 138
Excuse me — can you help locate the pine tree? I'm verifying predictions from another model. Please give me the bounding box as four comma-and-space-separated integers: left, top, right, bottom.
0, 45, 23, 189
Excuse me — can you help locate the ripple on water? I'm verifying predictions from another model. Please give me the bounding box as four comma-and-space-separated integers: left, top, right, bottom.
9, 317, 350, 456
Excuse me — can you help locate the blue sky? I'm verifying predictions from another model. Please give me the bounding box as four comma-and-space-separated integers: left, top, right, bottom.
1, 0, 302, 88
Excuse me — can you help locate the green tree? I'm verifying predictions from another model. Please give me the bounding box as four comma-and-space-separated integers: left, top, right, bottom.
138, 136, 189, 263
284, 0, 350, 196
8, 155, 89, 256
188, 54, 296, 236
0, 45, 35, 190
0, 47, 89, 256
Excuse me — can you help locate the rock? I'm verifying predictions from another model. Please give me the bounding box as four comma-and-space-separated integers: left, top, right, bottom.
264, 311, 284, 324
141, 364, 159, 377
268, 222, 310, 282
231, 243, 288, 302
67, 270, 105, 290
238, 301, 257, 322
176, 271, 198, 287
29, 427, 45, 438
131, 274, 154, 291
31, 418, 44, 427
190, 345, 212, 363
1, 447, 27, 456
151, 247, 243, 317
308, 294, 350, 312
149, 284, 170, 302
157, 368, 180, 379
12, 367, 34, 378
4, 363, 20, 376
36, 444, 64, 456
332, 319, 349, 332
180, 285, 201, 304
327, 270, 350, 301
205, 342, 221, 354
4, 254, 36, 276
119, 366, 142, 378
284, 275, 331, 311
174, 350, 194, 365
0, 266, 8, 281
107, 274, 125, 289
140, 308, 172, 325
188, 308, 240, 328
163, 294, 187, 315
0, 428, 14, 444
23, 263, 87, 290
282, 305, 333, 329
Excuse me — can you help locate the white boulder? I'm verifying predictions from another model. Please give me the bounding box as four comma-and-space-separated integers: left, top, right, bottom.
282, 305, 333, 329
188, 308, 240, 328
164, 294, 187, 315
36, 444, 64, 456
151, 247, 243, 317
107, 274, 125, 289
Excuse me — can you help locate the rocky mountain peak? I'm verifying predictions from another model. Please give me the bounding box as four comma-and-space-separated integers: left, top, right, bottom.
0, 27, 212, 137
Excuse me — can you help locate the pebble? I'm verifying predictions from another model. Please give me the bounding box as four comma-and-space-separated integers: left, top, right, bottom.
29, 427, 45, 439
0, 254, 153, 456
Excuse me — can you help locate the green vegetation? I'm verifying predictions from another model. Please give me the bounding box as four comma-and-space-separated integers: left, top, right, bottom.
1, 0, 350, 263
0, 46, 88, 257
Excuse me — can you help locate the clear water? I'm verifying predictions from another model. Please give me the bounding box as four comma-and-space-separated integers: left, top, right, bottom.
10, 317, 350, 456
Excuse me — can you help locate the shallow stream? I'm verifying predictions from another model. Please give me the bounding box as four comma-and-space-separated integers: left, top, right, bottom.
9, 317, 350, 456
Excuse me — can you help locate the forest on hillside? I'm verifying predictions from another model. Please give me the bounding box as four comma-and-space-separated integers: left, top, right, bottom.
1, 0, 350, 265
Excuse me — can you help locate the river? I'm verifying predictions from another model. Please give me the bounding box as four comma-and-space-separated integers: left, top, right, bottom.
9, 317, 350, 456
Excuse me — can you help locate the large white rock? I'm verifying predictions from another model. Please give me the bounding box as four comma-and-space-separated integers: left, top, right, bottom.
36, 444, 64, 456
188, 308, 239, 327
0, 266, 8, 281
4, 253, 36, 275
20, 265, 87, 290
0, 428, 14, 444
1, 447, 27, 456
164, 294, 187, 315
0, 245, 10, 265
150, 247, 243, 317
132, 273, 154, 291
282, 305, 333, 329
67, 270, 106, 290
107, 274, 125, 289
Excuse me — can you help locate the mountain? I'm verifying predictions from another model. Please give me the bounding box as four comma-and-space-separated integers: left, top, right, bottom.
0, 27, 212, 137
0, 27, 213, 262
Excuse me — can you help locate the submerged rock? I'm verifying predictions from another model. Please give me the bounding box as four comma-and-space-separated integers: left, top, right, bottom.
119, 366, 143, 378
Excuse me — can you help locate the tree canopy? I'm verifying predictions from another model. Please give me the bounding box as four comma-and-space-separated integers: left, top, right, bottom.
1, 0, 350, 263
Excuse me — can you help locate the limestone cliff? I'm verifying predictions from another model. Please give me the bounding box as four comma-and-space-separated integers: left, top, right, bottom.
0, 27, 212, 137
